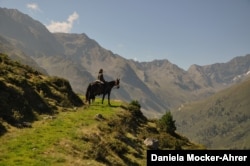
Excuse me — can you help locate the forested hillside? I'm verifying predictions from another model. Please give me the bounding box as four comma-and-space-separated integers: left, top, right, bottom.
172, 77, 250, 149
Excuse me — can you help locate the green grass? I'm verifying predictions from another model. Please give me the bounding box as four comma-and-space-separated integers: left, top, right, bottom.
0, 98, 120, 166
0, 97, 203, 166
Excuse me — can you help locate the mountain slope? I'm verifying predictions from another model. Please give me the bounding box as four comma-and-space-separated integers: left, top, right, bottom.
0, 8, 171, 115
0, 34, 48, 74
0, 53, 83, 135
128, 60, 202, 108
188, 54, 250, 88
172, 77, 250, 149
0, 8, 63, 57
0, 7, 250, 118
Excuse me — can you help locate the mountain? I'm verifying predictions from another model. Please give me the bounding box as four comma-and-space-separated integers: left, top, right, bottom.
0, 34, 48, 74
0, 8, 63, 57
0, 7, 250, 118
187, 55, 250, 88
172, 77, 250, 149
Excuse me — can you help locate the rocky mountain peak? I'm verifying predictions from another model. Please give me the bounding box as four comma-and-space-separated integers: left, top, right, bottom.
0, 7, 250, 116
0, 7, 63, 57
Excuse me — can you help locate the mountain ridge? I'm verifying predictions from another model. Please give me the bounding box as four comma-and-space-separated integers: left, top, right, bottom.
0, 7, 249, 117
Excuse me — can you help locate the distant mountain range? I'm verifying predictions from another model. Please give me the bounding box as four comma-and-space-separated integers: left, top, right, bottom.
172, 77, 250, 149
0, 7, 250, 117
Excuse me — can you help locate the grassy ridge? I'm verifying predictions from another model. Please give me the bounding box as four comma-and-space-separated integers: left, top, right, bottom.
0, 99, 119, 166
0, 98, 204, 166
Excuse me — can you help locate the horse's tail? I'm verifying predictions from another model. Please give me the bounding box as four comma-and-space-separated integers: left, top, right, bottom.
85, 83, 91, 102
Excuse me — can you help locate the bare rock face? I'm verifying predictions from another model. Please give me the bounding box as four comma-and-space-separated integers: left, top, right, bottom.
95, 114, 105, 121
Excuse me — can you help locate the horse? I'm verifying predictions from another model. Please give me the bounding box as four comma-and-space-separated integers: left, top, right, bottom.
85, 78, 120, 106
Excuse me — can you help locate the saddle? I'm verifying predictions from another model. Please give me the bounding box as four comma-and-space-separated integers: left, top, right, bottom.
94, 80, 104, 84
92, 80, 105, 96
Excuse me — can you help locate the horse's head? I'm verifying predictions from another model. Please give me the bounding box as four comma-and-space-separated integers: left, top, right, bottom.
115, 78, 120, 89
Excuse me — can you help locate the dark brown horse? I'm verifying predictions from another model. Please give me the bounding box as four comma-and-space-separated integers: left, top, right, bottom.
85, 78, 120, 105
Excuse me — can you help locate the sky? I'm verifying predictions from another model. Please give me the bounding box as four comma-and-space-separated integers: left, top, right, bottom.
1, 0, 250, 70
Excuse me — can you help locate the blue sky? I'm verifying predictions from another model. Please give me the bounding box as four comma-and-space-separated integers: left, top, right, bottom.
1, 0, 250, 70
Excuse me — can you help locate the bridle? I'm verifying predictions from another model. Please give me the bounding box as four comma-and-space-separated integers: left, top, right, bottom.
115, 78, 120, 89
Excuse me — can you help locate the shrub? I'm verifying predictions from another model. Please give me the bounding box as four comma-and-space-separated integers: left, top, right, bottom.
127, 100, 147, 123
129, 100, 141, 109
157, 111, 176, 135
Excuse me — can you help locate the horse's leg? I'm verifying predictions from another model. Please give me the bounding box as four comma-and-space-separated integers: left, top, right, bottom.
108, 92, 111, 106
89, 84, 94, 105
86, 92, 90, 105
85, 84, 90, 104
89, 91, 92, 104
102, 93, 106, 104
88, 94, 91, 104
90, 92, 95, 104
89, 95, 93, 104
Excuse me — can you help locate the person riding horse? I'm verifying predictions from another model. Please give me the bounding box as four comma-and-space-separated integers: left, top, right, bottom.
85, 78, 120, 105
85, 68, 120, 105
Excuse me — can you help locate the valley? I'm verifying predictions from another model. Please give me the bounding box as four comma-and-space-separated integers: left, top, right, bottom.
0, 7, 249, 151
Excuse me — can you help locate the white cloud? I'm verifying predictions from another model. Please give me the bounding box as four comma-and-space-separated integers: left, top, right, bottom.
67, 12, 79, 24
46, 12, 79, 33
26, 3, 41, 12
133, 57, 138, 61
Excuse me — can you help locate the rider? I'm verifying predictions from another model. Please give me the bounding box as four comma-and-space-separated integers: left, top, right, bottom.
96, 68, 106, 95
97, 68, 106, 84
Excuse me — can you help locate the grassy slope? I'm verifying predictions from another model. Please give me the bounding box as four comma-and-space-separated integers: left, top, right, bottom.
0, 99, 117, 166
172, 78, 250, 149
0, 98, 204, 166
0, 53, 83, 134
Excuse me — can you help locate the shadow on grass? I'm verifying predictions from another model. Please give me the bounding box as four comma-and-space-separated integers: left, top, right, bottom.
85, 102, 121, 108
109, 104, 120, 108
0, 123, 7, 136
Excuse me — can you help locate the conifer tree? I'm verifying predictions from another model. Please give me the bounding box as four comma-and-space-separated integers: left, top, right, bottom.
157, 111, 176, 134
